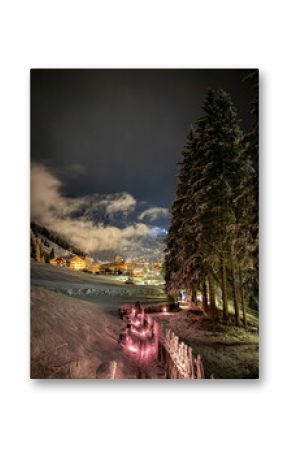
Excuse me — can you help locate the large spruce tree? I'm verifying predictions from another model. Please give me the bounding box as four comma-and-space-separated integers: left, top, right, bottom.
165, 127, 196, 291
191, 89, 245, 324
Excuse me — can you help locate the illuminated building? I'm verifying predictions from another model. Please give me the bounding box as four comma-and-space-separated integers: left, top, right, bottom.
49, 257, 66, 267
69, 255, 86, 270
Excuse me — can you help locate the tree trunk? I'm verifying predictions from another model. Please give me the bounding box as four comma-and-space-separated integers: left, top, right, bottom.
230, 255, 240, 326
202, 279, 209, 312
238, 266, 247, 327
208, 273, 217, 319
191, 287, 197, 304
220, 255, 229, 321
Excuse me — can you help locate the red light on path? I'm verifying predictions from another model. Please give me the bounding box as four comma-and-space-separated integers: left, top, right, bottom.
128, 344, 138, 353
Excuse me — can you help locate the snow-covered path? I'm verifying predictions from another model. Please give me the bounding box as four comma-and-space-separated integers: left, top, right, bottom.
30, 262, 169, 378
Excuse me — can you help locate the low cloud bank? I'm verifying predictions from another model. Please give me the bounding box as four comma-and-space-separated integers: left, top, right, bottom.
31, 163, 165, 257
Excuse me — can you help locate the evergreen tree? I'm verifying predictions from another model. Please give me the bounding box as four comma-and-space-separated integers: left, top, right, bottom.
228, 71, 259, 314
40, 242, 45, 263
35, 239, 41, 263
165, 127, 196, 292
30, 231, 37, 259
188, 89, 244, 323
244, 71, 259, 259
49, 247, 55, 260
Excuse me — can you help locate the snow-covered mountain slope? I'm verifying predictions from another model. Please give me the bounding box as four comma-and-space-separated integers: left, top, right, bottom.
31, 222, 86, 257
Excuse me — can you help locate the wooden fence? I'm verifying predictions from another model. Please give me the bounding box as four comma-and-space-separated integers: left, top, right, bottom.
158, 326, 207, 379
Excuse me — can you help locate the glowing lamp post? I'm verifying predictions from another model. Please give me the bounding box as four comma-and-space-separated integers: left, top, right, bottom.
178, 288, 192, 310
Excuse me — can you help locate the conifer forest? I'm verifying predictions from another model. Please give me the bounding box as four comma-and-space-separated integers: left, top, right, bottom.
165, 72, 258, 332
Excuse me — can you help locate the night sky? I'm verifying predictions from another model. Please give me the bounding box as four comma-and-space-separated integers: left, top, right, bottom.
31, 69, 254, 209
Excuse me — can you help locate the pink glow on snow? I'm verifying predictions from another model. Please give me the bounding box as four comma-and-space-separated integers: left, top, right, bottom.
128, 344, 139, 353
121, 304, 160, 362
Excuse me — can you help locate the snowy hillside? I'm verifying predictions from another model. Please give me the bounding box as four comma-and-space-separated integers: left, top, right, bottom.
31, 222, 86, 258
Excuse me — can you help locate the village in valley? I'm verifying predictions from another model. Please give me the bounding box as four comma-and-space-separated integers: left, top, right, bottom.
31, 228, 165, 285
50, 254, 163, 283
